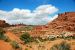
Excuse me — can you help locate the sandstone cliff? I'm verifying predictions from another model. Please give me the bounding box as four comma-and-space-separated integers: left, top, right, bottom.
47, 12, 75, 34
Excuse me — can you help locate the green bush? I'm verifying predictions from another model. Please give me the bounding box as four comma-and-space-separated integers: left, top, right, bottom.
25, 48, 28, 50
20, 32, 32, 44
0, 33, 11, 42
0, 28, 5, 39
4, 36, 11, 42
0, 28, 10, 42
0, 32, 5, 39
50, 41, 70, 50
0, 27, 5, 33
11, 41, 20, 49
72, 36, 75, 39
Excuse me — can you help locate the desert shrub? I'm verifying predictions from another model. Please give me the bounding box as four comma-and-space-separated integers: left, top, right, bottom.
34, 38, 40, 43
72, 36, 75, 39
48, 35, 56, 41
25, 48, 28, 50
0, 28, 5, 39
64, 36, 72, 40
4, 36, 11, 42
0, 27, 5, 33
11, 41, 20, 49
0, 28, 10, 42
0, 32, 5, 39
0, 33, 10, 42
20, 32, 33, 44
0, 34, 10, 42
59, 32, 66, 39
50, 41, 70, 50
37, 37, 45, 42
60, 32, 75, 40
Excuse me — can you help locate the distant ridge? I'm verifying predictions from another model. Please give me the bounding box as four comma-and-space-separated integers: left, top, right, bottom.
1, 12, 75, 33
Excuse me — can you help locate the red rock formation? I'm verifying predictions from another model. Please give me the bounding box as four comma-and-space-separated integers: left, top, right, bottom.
48, 12, 75, 34
0, 20, 10, 27
1, 12, 75, 35
29, 12, 75, 36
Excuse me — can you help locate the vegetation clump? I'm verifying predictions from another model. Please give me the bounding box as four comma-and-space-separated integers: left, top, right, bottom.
0, 27, 10, 42
10, 41, 22, 50
50, 41, 70, 50
0, 27, 5, 39
60, 32, 75, 40
25, 48, 28, 50
20, 32, 33, 44
48, 35, 56, 41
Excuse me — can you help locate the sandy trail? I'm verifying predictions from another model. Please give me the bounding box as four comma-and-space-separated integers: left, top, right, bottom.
0, 40, 13, 50
6, 31, 32, 50
6, 31, 22, 43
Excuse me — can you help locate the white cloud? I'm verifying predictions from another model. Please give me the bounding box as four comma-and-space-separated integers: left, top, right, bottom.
0, 4, 59, 25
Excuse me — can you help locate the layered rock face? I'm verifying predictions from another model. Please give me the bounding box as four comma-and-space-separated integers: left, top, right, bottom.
48, 12, 75, 34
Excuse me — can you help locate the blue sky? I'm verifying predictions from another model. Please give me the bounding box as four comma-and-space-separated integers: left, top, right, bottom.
0, 0, 75, 25
0, 0, 75, 13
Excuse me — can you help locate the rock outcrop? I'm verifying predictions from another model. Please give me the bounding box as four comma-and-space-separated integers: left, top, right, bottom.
0, 20, 9, 27
48, 12, 75, 34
